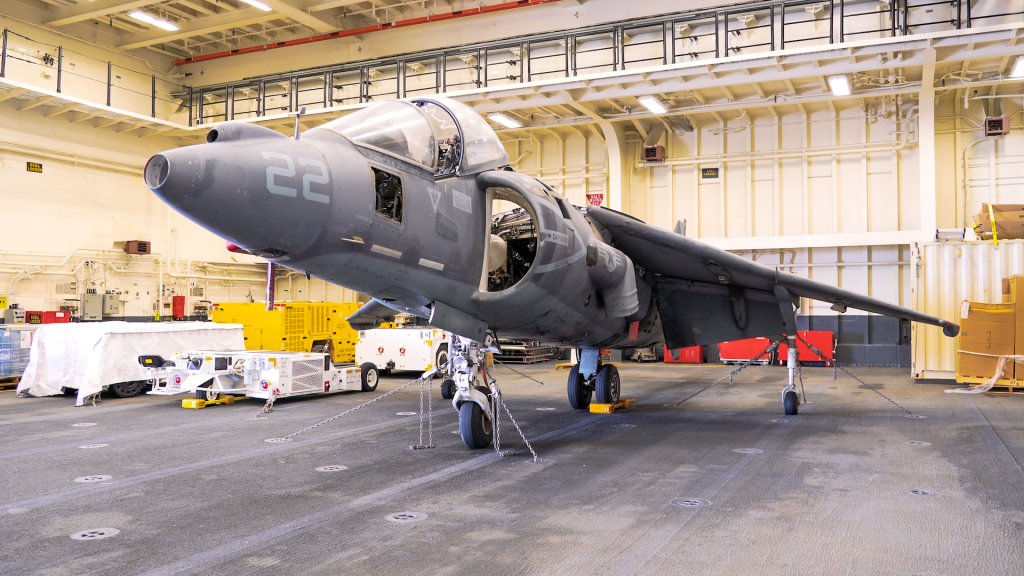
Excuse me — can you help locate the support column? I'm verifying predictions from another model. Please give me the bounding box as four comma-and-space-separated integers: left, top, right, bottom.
918, 47, 938, 237
567, 101, 626, 211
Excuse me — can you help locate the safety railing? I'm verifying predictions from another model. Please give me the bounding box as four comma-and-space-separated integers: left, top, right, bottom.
1, 0, 1021, 127
0, 28, 192, 124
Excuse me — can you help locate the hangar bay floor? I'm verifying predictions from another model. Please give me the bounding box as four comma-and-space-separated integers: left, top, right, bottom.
1, 362, 1023, 576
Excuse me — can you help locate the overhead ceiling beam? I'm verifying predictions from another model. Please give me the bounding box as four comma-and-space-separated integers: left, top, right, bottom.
19, 97, 55, 112
46, 0, 156, 27
118, 9, 280, 49
307, 0, 366, 11
0, 88, 28, 103
262, 0, 336, 33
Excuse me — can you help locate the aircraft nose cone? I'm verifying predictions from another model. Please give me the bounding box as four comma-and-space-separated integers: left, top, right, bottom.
143, 141, 331, 259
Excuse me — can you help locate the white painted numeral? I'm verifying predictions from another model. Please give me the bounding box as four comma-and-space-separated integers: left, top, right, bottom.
261, 152, 331, 204
299, 158, 330, 204
262, 151, 297, 198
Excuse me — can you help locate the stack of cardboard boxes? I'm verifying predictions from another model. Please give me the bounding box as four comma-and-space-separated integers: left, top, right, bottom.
957, 275, 1024, 383
973, 204, 1024, 241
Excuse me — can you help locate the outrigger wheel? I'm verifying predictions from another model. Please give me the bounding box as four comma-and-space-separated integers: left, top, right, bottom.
567, 365, 592, 410
783, 389, 799, 416
459, 386, 494, 449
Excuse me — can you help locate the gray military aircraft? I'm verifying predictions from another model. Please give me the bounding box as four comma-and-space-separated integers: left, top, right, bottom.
144, 96, 959, 449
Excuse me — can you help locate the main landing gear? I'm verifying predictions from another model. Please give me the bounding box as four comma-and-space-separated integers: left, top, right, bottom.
566, 349, 620, 410
447, 333, 500, 449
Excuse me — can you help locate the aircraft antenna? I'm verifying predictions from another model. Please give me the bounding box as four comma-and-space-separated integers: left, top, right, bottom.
293, 106, 306, 140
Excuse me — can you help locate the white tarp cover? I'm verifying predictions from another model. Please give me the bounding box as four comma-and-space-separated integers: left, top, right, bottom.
17, 322, 244, 406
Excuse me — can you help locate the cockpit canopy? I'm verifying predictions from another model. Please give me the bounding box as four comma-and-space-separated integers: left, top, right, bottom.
317, 97, 509, 177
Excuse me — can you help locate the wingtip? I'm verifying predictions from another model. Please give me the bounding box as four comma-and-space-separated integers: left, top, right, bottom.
942, 322, 960, 338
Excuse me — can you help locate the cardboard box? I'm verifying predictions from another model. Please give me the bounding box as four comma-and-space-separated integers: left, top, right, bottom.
1010, 276, 1024, 380
957, 301, 1016, 380
973, 204, 1024, 240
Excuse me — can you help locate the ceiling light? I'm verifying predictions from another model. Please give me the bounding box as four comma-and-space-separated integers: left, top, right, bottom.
487, 113, 522, 129
128, 11, 179, 31
239, 0, 272, 11
638, 95, 668, 114
1010, 57, 1024, 79
827, 74, 851, 96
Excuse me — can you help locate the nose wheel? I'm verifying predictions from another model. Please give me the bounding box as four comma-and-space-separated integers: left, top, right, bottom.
459, 396, 494, 449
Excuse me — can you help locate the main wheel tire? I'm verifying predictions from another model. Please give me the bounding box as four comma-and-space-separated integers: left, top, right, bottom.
434, 345, 449, 379
110, 380, 147, 398
440, 378, 457, 400
459, 400, 493, 449
360, 362, 379, 392
594, 364, 621, 404
783, 390, 799, 416
567, 364, 592, 410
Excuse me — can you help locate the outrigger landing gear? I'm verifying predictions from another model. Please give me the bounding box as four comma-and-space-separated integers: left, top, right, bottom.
449, 333, 498, 449
782, 335, 800, 415
567, 349, 620, 409
775, 285, 804, 416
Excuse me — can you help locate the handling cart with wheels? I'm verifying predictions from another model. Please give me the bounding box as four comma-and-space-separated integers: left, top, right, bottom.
139, 350, 376, 406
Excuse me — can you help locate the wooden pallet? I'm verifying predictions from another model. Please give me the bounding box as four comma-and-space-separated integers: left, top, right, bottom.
0, 377, 20, 391
955, 375, 1024, 394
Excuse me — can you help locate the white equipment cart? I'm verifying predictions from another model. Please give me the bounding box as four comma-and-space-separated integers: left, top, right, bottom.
355, 328, 449, 375
140, 350, 378, 403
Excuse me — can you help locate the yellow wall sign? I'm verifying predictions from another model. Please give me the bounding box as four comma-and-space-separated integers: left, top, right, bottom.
26, 162, 43, 173
0, 296, 7, 309
701, 167, 719, 179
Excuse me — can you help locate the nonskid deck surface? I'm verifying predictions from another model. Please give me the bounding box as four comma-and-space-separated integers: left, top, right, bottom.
1, 362, 1022, 575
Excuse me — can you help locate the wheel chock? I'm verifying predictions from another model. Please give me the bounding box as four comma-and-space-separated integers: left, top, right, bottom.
589, 398, 635, 414
181, 396, 239, 409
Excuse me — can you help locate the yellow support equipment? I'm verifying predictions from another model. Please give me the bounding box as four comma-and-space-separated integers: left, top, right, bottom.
181, 395, 239, 409
211, 302, 361, 364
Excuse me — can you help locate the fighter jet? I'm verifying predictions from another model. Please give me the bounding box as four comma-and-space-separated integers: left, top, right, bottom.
144, 96, 959, 449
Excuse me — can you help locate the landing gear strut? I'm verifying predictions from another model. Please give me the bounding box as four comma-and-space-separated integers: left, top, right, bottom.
566, 348, 620, 409
448, 334, 498, 449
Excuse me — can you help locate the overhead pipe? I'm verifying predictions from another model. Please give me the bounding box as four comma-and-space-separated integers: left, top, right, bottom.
173, 0, 562, 66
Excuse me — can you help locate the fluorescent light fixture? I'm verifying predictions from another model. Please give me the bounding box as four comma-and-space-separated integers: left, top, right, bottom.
239, 0, 272, 11
638, 95, 668, 114
487, 112, 522, 129
128, 11, 179, 31
1010, 57, 1024, 79
827, 74, 851, 96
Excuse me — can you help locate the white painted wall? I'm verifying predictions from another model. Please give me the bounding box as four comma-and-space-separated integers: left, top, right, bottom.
502, 95, 1024, 314
0, 112, 361, 318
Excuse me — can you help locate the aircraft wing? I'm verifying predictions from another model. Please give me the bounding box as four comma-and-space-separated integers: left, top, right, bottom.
586, 206, 959, 348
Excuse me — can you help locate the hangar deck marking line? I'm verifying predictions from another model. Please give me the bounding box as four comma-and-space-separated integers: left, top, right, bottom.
0, 395, 159, 427
0, 406, 450, 516
0, 419, 220, 461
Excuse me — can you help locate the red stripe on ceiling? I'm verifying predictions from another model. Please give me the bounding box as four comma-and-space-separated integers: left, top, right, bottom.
173, 0, 563, 66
